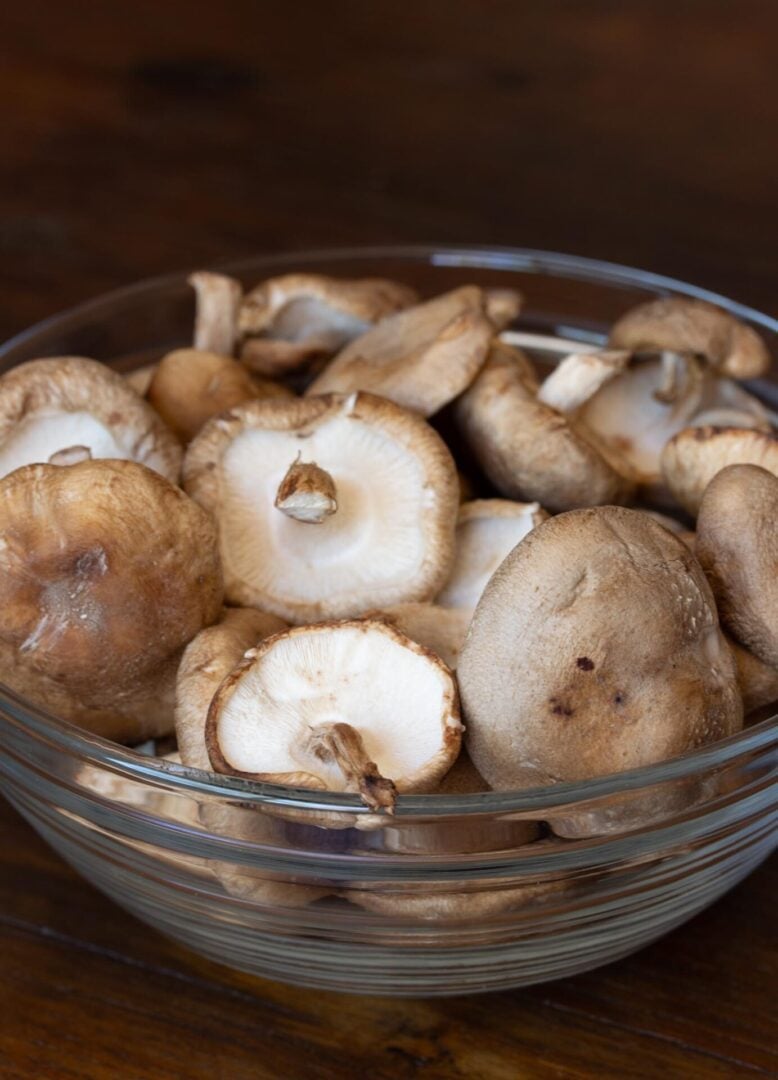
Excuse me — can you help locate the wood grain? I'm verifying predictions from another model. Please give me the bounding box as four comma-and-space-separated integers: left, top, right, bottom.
0, 1, 776, 1077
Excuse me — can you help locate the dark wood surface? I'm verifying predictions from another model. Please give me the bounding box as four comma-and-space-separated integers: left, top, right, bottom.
0, 2, 776, 1077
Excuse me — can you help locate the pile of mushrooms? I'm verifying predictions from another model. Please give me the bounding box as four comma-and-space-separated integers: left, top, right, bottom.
1, 267, 775, 919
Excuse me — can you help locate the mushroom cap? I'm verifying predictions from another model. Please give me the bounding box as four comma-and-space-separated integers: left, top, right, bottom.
147, 348, 292, 443
306, 286, 494, 416
0, 459, 223, 738
661, 426, 778, 515
454, 342, 633, 513
174, 606, 327, 908
696, 464, 778, 668
726, 634, 778, 715
176, 607, 288, 771
0, 356, 182, 483
458, 507, 742, 789
344, 879, 559, 922
239, 274, 419, 376
370, 603, 471, 669
437, 498, 549, 612
609, 297, 771, 379
205, 620, 462, 794
183, 392, 459, 623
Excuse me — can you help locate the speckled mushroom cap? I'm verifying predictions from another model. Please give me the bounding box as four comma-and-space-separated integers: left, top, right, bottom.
0, 459, 223, 740
147, 348, 292, 443
609, 297, 771, 380
454, 341, 633, 513
696, 464, 778, 669
183, 392, 459, 622
0, 356, 182, 483
661, 426, 778, 515
307, 286, 494, 416
239, 273, 419, 376
436, 498, 549, 613
458, 506, 742, 789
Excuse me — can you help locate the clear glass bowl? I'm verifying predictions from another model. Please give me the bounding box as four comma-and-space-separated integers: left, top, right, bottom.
0, 247, 775, 997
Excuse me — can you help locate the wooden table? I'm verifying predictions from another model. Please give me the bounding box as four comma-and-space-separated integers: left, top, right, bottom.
1, 3, 776, 1076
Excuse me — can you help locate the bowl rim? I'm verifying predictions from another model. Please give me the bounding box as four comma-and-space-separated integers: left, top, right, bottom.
0, 243, 775, 819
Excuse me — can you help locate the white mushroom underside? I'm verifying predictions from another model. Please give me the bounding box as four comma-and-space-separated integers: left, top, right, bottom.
437, 510, 540, 610
222, 419, 432, 609
217, 626, 450, 786
0, 410, 165, 479
271, 299, 369, 345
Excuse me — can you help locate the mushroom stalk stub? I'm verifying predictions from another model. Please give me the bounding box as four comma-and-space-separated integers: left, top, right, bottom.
205, 620, 463, 810
274, 458, 338, 523
306, 722, 398, 812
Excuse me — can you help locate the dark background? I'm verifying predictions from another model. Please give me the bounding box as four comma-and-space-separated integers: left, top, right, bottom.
0, 2, 776, 1077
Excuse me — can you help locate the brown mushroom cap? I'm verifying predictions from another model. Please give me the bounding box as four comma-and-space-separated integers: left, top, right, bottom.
726, 634, 778, 716
239, 273, 419, 376
458, 507, 742, 789
609, 297, 771, 379
0, 459, 223, 740
183, 392, 459, 623
175, 606, 328, 908
0, 357, 182, 483
454, 341, 633, 513
661, 426, 778, 515
696, 464, 778, 668
307, 286, 494, 416
147, 348, 292, 443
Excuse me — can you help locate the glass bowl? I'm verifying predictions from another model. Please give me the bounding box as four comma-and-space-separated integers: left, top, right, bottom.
0, 247, 775, 997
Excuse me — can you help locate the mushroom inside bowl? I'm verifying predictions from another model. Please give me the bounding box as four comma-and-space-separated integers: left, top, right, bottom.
0, 246, 775, 997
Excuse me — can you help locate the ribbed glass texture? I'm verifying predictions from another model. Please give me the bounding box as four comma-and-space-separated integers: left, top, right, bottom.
0, 248, 775, 995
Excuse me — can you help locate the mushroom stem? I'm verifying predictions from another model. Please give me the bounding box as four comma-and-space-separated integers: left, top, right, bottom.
48, 445, 92, 466
306, 721, 397, 813
653, 351, 690, 405
275, 458, 338, 524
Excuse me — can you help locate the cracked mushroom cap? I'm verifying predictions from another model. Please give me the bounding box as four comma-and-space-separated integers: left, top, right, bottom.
458, 507, 742, 790
696, 464, 778, 668
574, 353, 769, 489
239, 273, 419, 376
661, 426, 778, 515
0, 357, 182, 483
454, 341, 633, 513
147, 348, 292, 443
609, 297, 771, 379
183, 392, 459, 623
0, 459, 223, 740
306, 286, 494, 416
437, 499, 549, 612
205, 620, 463, 811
